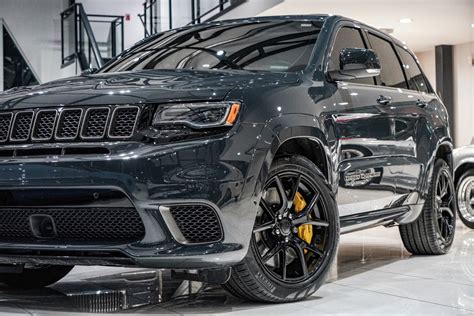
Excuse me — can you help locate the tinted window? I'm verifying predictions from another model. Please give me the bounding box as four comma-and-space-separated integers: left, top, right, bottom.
100, 21, 322, 73
397, 47, 430, 93
329, 27, 374, 85
367, 33, 407, 88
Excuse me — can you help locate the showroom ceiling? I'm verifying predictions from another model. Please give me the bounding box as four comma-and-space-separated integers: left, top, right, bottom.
259, 0, 474, 52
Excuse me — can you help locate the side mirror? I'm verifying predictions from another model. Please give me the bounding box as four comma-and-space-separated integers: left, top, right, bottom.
328, 48, 381, 81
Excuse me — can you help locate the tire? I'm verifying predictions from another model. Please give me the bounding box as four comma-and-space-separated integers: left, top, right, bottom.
222, 155, 339, 303
0, 265, 73, 289
456, 169, 474, 229
399, 158, 456, 255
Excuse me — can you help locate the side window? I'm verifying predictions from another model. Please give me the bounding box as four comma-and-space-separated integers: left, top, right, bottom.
329, 27, 374, 85
367, 33, 407, 89
397, 47, 430, 93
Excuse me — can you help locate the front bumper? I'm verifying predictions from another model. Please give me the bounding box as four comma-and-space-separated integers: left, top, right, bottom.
0, 123, 266, 269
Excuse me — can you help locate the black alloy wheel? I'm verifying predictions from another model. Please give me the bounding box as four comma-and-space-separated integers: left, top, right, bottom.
434, 167, 456, 245
223, 156, 339, 302
253, 171, 330, 283
399, 158, 456, 254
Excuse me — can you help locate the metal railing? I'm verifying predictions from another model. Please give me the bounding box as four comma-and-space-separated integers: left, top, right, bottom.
138, 0, 246, 38
61, 3, 124, 71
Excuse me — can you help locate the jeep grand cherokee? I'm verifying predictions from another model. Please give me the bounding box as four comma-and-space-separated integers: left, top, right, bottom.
0, 15, 455, 302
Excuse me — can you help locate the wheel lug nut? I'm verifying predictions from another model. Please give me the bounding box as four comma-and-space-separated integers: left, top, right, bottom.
293, 227, 298, 234
275, 229, 280, 235
278, 214, 282, 220
285, 237, 289, 243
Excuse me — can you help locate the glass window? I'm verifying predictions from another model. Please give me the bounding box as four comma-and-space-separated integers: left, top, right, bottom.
396, 47, 430, 93
100, 20, 322, 73
367, 33, 407, 89
3, 25, 39, 90
329, 27, 374, 85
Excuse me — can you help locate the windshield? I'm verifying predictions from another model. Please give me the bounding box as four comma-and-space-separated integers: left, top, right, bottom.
99, 20, 322, 73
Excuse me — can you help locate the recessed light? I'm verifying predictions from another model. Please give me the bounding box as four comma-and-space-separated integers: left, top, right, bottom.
471, 23, 474, 28
400, 18, 413, 24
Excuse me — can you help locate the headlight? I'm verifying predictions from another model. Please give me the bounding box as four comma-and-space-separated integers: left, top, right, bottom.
152, 101, 241, 129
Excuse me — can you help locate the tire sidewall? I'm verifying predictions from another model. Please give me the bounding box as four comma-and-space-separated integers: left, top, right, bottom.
430, 159, 456, 253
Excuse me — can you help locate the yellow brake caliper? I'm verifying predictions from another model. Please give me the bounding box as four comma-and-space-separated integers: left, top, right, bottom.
293, 192, 313, 253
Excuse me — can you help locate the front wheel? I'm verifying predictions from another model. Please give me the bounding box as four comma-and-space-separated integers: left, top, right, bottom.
399, 158, 456, 255
0, 265, 73, 289
456, 169, 474, 229
223, 156, 339, 303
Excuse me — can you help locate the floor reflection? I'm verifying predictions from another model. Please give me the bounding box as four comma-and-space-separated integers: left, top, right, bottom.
0, 224, 473, 314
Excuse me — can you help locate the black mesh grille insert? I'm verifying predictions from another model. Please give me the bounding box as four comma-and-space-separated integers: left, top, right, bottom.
82, 108, 110, 138
10, 111, 33, 141
0, 105, 140, 144
0, 207, 145, 243
0, 113, 13, 142
109, 107, 139, 138
56, 109, 82, 139
32, 110, 57, 140
169, 205, 223, 243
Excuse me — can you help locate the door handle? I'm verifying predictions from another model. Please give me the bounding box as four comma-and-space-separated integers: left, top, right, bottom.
377, 95, 392, 105
416, 99, 428, 108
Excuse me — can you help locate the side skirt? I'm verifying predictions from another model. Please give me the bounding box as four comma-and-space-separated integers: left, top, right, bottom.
340, 207, 410, 234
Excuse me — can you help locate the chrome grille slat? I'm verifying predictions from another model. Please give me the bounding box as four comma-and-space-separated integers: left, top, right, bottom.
56, 108, 83, 140
0, 113, 13, 142
32, 110, 58, 141
81, 107, 111, 139
10, 111, 34, 142
0, 105, 139, 144
108, 106, 140, 138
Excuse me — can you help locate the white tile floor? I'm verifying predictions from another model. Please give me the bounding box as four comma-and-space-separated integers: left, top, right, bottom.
1, 223, 473, 315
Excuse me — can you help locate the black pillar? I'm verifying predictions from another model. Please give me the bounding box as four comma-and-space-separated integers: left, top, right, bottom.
435, 45, 455, 143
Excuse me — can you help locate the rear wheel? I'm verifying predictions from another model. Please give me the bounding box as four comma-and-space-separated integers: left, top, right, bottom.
456, 169, 474, 229
223, 156, 339, 302
399, 159, 456, 255
0, 265, 73, 289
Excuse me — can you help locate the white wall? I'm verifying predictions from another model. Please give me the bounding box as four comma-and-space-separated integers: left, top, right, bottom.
78, 0, 144, 50
453, 41, 474, 146
417, 43, 474, 147
0, 0, 75, 87
416, 50, 436, 92
218, 0, 283, 20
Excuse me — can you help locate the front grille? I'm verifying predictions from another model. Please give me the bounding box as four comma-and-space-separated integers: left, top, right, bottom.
0, 105, 140, 144
169, 205, 223, 243
0, 207, 145, 243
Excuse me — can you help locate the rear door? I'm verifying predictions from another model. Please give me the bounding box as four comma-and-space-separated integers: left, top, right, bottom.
392, 45, 436, 197
363, 31, 426, 206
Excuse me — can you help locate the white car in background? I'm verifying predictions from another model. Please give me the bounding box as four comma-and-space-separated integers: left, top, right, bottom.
454, 146, 474, 228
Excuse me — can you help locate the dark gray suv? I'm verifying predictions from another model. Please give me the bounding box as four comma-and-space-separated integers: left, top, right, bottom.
0, 15, 455, 302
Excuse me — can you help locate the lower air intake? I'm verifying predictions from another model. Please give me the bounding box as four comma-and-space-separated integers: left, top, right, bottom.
169, 204, 223, 244
0, 207, 145, 243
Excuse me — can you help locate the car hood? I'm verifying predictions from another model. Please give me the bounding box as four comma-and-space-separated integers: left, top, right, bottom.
0, 69, 300, 109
